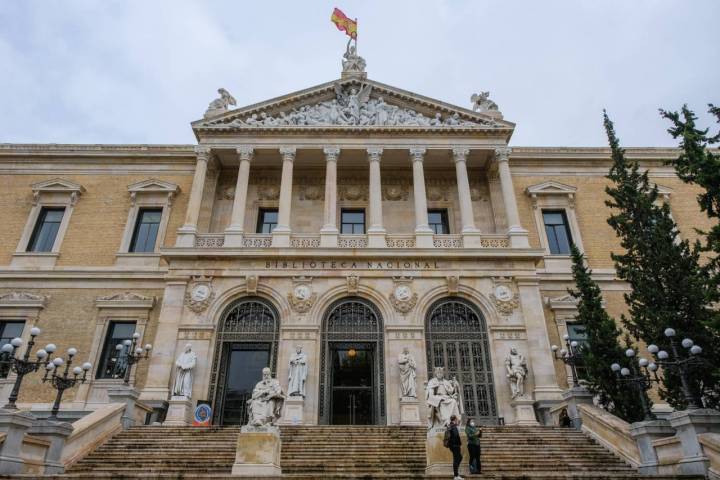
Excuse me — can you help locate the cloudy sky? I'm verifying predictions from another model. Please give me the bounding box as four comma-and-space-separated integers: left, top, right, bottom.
1, 1, 718, 147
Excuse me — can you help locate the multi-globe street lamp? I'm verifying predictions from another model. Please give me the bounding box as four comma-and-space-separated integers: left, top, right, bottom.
551, 334, 583, 388
42, 348, 92, 420
611, 348, 655, 421
0, 327, 53, 410
115, 332, 152, 385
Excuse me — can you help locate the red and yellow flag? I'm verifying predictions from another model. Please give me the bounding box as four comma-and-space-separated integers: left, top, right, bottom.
331, 8, 357, 39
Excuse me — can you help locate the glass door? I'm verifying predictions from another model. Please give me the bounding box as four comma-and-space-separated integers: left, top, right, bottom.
330, 343, 375, 425
221, 343, 271, 425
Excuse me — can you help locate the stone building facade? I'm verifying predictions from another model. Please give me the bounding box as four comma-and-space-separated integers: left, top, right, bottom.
0, 59, 713, 428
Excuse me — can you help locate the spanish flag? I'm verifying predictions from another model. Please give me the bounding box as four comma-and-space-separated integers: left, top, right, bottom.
331, 8, 357, 39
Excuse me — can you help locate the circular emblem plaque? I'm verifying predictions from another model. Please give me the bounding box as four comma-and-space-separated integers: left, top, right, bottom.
294, 284, 311, 301
494, 285, 513, 302
191, 284, 211, 302
395, 285, 412, 302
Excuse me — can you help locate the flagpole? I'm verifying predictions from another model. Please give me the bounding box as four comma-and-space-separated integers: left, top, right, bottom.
354, 18, 358, 52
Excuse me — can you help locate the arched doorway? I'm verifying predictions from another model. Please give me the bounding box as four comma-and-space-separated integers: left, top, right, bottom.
208, 297, 280, 425
425, 297, 499, 424
319, 297, 386, 425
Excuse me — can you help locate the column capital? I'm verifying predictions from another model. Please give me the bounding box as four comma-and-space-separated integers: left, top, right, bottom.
279, 146, 297, 162
494, 147, 512, 163
236, 146, 254, 162
409, 147, 426, 162
452, 147, 470, 162
194, 145, 212, 162
366, 147, 383, 162
323, 146, 340, 161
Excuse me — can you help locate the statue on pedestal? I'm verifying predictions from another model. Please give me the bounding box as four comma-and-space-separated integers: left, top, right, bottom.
247, 367, 285, 427
172, 344, 196, 398
397, 347, 417, 398
505, 347, 528, 399
288, 345, 308, 397
425, 366, 462, 428
204, 88, 236, 119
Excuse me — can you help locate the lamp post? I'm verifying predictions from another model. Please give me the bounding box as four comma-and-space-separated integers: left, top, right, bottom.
115, 332, 152, 386
0, 327, 54, 410
551, 334, 583, 388
611, 348, 655, 421
646, 327, 704, 410
42, 348, 92, 421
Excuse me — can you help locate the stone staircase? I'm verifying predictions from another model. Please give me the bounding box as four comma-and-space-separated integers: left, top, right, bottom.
16, 424, 702, 479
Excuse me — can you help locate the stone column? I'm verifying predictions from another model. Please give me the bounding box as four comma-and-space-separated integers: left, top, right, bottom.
176, 146, 211, 247
320, 146, 340, 248
495, 147, 529, 247
409, 147, 434, 248
272, 147, 296, 248
453, 147, 482, 247
366, 147, 386, 248
224, 146, 253, 247
140, 279, 187, 401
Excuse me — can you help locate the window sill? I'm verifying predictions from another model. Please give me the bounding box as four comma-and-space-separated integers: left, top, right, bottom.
543, 255, 572, 273
115, 253, 161, 268
10, 252, 59, 268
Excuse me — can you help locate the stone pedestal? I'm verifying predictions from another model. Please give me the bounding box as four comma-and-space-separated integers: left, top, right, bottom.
28, 419, 74, 474
280, 396, 304, 425
510, 397, 539, 425
629, 419, 675, 475
164, 396, 193, 426
399, 397, 422, 426
425, 427, 469, 476
668, 408, 720, 476
0, 409, 34, 474
561, 386, 594, 429
232, 426, 281, 477
414, 230, 434, 249
367, 229, 386, 248
461, 231, 483, 248
223, 229, 244, 248
107, 385, 140, 430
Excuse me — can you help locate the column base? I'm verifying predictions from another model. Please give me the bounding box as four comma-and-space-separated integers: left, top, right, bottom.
280, 396, 305, 425
164, 397, 193, 426
462, 231, 483, 248
223, 227, 244, 248
414, 230, 434, 248
319, 227, 339, 248
511, 397, 539, 425
367, 228, 386, 248
561, 386, 594, 429
668, 408, 720, 476
399, 397, 422, 426
232, 426, 282, 477
175, 226, 197, 248
508, 226, 530, 248
271, 228, 291, 248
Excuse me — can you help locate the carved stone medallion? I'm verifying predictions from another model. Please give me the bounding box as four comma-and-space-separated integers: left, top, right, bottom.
300, 185, 324, 201
383, 185, 408, 201
347, 274, 359, 294
390, 280, 417, 314
340, 184, 367, 202
492, 284, 519, 316
288, 281, 316, 313
185, 278, 215, 314
426, 186, 446, 202
257, 185, 280, 201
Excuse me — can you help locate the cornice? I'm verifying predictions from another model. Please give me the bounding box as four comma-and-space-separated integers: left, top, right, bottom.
0, 144, 196, 158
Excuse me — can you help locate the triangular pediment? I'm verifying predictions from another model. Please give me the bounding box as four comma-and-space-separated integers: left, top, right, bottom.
192, 78, 515, 134
128, 179, 180, 194
526, 181, 577, 196
31, 178, 85, 194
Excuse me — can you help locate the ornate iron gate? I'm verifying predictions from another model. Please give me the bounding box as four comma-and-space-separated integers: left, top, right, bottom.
319, 297, 386, 425
208, 297, 279, 425
425, 297, 499, 424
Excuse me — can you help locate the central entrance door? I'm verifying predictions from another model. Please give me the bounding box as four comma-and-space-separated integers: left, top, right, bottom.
320, 298, 386, 425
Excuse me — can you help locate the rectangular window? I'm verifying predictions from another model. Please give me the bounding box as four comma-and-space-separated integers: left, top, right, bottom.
428, 209, 450, 234
543, 210, 573, 255
96, 322, 137, 379
256, 208, 278, 234
567, 323, 588, 379
129, 208, 163, 253
27, 207, 65, 252
0, 321, 25, 378
341, 209, 365, 234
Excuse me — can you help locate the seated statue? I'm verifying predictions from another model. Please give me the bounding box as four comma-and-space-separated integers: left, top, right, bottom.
426, 366, 462, 428
247, 367, 285, 427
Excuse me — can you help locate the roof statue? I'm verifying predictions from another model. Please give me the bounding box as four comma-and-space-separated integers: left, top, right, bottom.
204, 88, 237, 119
471, 91, 499, 113
342, 41, 366, 78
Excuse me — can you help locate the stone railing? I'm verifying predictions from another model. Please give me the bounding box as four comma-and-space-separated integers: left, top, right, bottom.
480, 235, 510, 248
386, 235, 416, 248
577, 404, 641, 467
338, 235, 368, 248
290, 235, 320, 248
699, 433, 720, 480
61, 403, 126, 468
242, 234, 272, 248
433, 235, 463, 248
194, 234, 224, 248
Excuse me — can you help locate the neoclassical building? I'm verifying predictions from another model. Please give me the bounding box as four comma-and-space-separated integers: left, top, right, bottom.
0, 55, 711, 428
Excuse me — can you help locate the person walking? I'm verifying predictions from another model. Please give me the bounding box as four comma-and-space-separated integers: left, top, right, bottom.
447, 414, 463, 480
465, 418, 482, 474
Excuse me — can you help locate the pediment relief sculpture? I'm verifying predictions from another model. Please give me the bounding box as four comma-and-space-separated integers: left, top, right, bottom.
97, 292, 153, 303
0, 291, 48, 307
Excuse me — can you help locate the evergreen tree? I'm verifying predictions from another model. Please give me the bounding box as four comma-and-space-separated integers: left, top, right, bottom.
603, 111, 720, 409
569, 245, 647, 422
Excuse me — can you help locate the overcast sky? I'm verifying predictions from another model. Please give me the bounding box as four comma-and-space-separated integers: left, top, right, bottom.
1, 1, 718, 147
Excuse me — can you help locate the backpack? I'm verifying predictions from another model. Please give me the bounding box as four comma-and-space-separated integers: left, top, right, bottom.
443, 426, 451, 448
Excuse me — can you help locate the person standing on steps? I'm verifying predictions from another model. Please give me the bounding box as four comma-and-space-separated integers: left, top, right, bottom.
446, 414, 463, 480
465, 417, 482, 474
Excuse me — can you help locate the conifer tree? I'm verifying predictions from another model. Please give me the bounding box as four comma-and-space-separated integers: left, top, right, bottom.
603, 111, 720, 409
569, 245, 647, 422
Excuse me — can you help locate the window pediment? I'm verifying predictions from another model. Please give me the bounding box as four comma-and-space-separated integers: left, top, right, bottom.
526, 181, 577, 210
127, 179, 179, 206
31, 178, 85, 205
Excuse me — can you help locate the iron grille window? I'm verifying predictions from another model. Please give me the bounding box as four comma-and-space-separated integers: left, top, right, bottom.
27, 207, 65, 252
96, 322, 136, 379
0, 321, 25, 378
428, 209, 450, 234
543, 210, 574, 255
341, 209, 365, 234
129, 208, 162, 253
257, 208, 278, 234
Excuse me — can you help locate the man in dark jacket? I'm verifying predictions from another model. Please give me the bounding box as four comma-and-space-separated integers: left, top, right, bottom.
447, 414, 463, 480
